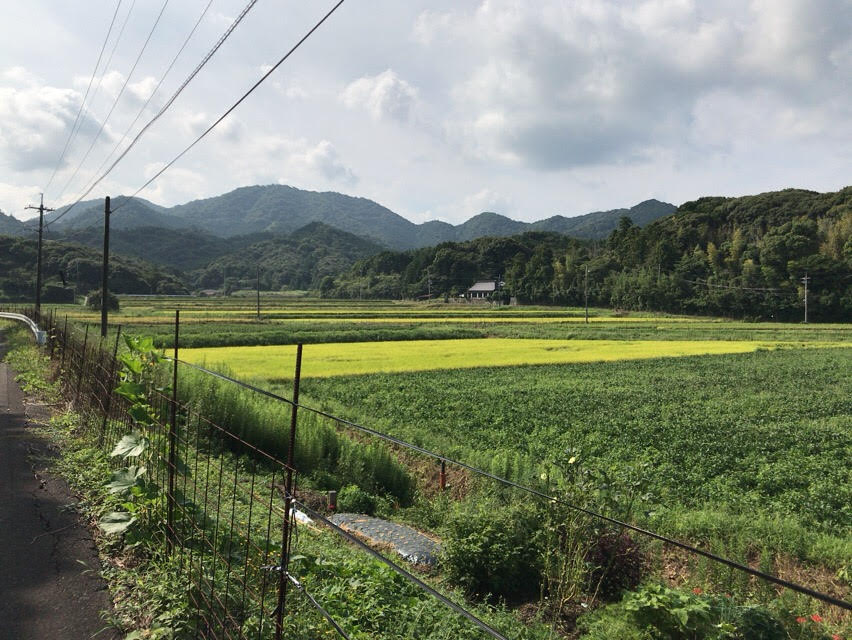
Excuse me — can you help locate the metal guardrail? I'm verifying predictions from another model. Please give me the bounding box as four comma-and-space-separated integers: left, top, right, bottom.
0, 312, 47, 345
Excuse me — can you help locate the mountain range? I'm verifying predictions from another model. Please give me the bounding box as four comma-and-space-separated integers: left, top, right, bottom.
9, 184, 675, 249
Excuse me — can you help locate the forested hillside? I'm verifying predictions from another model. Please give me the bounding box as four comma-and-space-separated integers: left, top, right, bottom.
0, 236, 187, 300
30, 184, 673, 249
0, 210, 25, 236
190, 222, 383, 291
327, 187, 852, 320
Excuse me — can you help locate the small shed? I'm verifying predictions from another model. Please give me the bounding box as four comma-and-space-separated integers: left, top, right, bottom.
466, 280, 498, 300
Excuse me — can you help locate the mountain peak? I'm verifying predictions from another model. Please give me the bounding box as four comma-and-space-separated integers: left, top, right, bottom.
29, 183, 676, 249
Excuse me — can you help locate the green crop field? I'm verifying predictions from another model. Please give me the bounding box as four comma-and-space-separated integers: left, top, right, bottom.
30, 297, 852, 635
300, 347, 852, 558
179, 338, 844, 379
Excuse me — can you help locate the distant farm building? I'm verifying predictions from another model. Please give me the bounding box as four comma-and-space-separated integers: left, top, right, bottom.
466, 280, 501, 300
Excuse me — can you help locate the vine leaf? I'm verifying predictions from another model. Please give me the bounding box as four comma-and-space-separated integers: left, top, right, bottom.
107, 465, 146, 494
110, 432, 149, 458
99, 511, 136, 535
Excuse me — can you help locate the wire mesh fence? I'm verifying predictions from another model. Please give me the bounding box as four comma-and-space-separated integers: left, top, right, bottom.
4, 306, 847, 639
30, 309, 303, 639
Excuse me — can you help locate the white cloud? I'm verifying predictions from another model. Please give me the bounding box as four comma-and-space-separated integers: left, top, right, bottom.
461, 188, 514, 215
3, 66, 42, 87
427, 0, 852, 170
288, 140, 357, 186
0, 80, 91, 171
340, 69, 420, 123
0, 181, 42, 217
128, 76, 158, 103
138, 163, 207, 203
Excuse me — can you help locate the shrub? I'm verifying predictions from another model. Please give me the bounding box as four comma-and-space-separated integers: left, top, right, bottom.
337, 484, 378, 515
442, 500, 542, 601
585, 532, 644, 602
85, 288, 119, 311
622, 583, 712, 639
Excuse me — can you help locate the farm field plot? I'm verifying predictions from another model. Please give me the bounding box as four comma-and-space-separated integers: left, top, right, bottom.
302, 347, 852, 560
47, 297, 851, 348
177, 338, 844, 379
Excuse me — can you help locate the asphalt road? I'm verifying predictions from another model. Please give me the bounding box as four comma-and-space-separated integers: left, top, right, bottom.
0, 346, 118, 639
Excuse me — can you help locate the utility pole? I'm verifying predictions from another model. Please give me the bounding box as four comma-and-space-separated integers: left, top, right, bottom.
256, 266, 261, 320
25, 194, 55, 319
584, 265, 589, 324
101, 196, 111, 338
801, 272, 810, 324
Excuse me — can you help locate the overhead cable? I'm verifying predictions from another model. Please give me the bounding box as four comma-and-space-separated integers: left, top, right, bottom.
42, 0, 124, 194
111, 0, 347, 214
48, 0, 260, 227
48, 0, 138, 205
53, 0, 170, 204
71, 0, 215, 205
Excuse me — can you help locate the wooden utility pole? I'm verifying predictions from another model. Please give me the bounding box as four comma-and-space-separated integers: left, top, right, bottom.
101, 196, 111, 337
801, 272, 810, 324
256, 266, 261, 320
25, 194, 55, 319
584, 266, 589, 324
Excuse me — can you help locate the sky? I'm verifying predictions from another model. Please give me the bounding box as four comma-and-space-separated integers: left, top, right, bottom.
1, 0, 850, 225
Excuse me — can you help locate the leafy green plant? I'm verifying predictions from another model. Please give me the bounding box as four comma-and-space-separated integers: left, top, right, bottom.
442, 499, 542, 601
98, 335, 168, 538
337, 484, 378, 515
622, 583, 712, 638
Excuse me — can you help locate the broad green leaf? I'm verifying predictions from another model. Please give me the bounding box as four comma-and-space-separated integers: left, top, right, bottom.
98, 511, 136, 535
113, 381, 146, 402
118, 353, 143, 375
106, 465, 146, 494
110, 432, 149, 458
128, 404, 155, 426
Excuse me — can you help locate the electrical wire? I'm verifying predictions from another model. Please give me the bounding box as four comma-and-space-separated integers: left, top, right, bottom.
43, 0, 123, 195
71, 0, 215, 205
48, 0, 261, 228
111, 0, 347, 214
48, 0, 138, 204
53, 0, 170, 204
171, 356, 852, 612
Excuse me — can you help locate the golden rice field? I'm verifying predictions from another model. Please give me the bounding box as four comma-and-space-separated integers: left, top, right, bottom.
178, 338, 843, 379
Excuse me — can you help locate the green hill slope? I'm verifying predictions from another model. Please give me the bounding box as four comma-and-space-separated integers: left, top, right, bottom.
0, 236, 187, 300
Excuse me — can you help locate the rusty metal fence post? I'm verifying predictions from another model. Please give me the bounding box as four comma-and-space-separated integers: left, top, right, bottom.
99, 326, 122, 448
274, 343, 303, 640
60, 315, 68, 369
75, 324, 89, 406
167, 310, 180, 554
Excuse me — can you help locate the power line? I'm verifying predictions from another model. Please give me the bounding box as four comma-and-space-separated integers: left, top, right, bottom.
112, 0, 348, 214
48, 0, 138, 203
42, 0, 124, 195
48, 0, 261, 227
70, 0, 215, 205
172, 357, 852, 611
53, 0, 170, 203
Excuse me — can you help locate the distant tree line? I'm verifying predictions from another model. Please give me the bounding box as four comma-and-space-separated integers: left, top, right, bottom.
0, 236, 187, 301
324, 187, 852, 321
